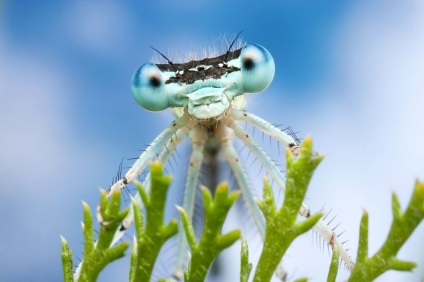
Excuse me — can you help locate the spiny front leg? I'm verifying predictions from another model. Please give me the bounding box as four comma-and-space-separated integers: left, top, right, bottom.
215, 123, 266, 237
173, 125, 207, 280
231, 108, 300, 154
74, 115, 194, 280
215, 123, 288, 281
226, 117, 355, 270
106, 113, 193, 197
110, 125, 191, 247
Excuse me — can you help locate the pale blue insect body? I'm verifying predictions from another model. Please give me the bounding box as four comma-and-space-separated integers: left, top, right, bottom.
74, 39, 354, 280
131, 44, 275, 119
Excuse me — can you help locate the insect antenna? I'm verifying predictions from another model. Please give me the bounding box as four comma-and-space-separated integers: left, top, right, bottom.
224, 30, 243, 62
150, 46, 176, 71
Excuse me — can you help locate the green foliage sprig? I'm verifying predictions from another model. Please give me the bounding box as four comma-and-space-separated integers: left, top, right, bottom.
129, 162, 179, 281
240, 237, 252, 282
178, 184, 240, 281
61, 189, 130, 282
349, 180, 424, 281
61, 137, 424, 281
253, 136, 324, 281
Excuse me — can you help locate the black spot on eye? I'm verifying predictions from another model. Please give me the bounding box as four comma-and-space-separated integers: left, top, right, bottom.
150, 76, 161, 87
243, 57, 254, 70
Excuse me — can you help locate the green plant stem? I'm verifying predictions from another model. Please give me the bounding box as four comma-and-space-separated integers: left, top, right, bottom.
327, 245, 339, 282
349, 180, 424, 281
77, 189, 130, 282
130, 162, 178, 282
254, 136, 323, 281
180, 183, 240, 282
240, 237, 252, 282
60, 236, 74, 282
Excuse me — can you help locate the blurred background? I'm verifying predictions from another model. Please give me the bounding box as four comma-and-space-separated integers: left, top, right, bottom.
1, 0, 423, 281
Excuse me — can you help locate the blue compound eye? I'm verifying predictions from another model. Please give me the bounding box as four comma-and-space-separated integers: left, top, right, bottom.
131, 63, 169, 111
240, 44, 275, 93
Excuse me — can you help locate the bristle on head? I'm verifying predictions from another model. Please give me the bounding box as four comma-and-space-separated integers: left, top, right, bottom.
151, 32, 245, 64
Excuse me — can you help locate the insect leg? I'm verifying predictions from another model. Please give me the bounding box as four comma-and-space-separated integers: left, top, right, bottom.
74, 115, 194, 280
215, 123, 289, 281
106, 113, 194, 197
215, 123, 266, 236
231, 108, 299, 148
173, 125, 207, 280
111, 125, 191, 246
227, 118, 355, 270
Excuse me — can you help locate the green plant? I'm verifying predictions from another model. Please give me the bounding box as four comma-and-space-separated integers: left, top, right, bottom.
129, 163, 179, 281
61, 189, 130, 282
349, 180, 424, 281
178, 183, 240, 281
61, 137, 424, 281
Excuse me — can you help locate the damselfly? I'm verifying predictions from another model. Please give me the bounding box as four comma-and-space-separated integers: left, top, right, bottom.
76, 34, 354, 280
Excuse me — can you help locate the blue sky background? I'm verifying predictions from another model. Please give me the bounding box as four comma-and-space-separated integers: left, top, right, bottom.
1, 1, 423, 281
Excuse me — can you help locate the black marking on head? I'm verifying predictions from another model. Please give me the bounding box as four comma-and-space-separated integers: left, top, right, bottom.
123, 177, 128, 185
156, 48, 242, 85
119, 225, 127, 232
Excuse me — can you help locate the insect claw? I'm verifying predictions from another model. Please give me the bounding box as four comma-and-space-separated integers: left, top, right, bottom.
288, 143, 300, 156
